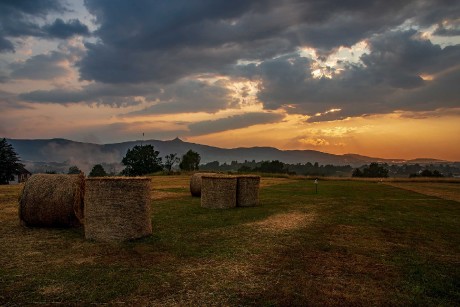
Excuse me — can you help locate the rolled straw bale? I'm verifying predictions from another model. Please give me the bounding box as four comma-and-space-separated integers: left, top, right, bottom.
190, 173, 213, 197
236, 175, 261, 207
19, 173, 85, 227
84, 177, 152, 242
201, 175, 237, 209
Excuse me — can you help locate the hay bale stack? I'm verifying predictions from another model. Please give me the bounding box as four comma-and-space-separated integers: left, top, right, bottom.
201, 175, 237, 209
190, 173, 213, 197
19, 173, 84, 227
237, 175, 261, 207
84, 177, 152, 242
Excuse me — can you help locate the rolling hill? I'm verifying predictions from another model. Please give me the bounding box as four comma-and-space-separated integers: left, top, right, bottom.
6, 137, 449, 173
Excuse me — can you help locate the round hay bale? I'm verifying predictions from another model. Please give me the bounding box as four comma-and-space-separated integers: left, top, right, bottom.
237, 175, 261, 207
190, 173, 214, 197
201, 175, 237, 209
84, 177, 152, 242
19, 173, 85, 227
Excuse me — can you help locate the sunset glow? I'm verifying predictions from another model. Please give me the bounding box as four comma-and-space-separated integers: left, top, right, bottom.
1, 0, 459, 161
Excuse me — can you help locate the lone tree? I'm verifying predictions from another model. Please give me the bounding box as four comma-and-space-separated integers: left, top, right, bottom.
0, 138, 23, 184
122, 144, 163, 176
179, 150, 200, 171
89, 164, 108, 177
164, 153, 180, 172
68, 166, 82, 174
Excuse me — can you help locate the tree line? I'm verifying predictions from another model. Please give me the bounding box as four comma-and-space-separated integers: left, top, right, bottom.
1, 138, 459, 183
0, 138, 202, 181
200, 160, 353, 177
90, 145, 201, 177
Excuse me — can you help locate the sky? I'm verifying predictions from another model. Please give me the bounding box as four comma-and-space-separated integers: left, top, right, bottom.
1, 0, 460, 161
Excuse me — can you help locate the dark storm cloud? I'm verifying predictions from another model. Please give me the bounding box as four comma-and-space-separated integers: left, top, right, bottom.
42, 18, 90, 39
5, 0, 460, 120
188, 112, 284, 136
19, 82, 157, 107
19, 78, 233, 112
78, 0, 459, 84
126, 79, 235, 115
0, 0, 89, 52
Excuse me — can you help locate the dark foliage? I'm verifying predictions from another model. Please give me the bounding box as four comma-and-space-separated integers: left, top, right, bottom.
179, 150, 200, 171
0, 138, 23, 184
388, 163, 458, 177
353, 162, 389, 178
410, 169, 444, 178
201, 159, 353, 176
255, 160, 285, 173
89, 164, 108, 177
67, 165, 82, 174
122, 145, 163, 176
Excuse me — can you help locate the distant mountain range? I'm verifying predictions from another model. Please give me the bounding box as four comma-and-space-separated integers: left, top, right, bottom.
6, 137, 452, 173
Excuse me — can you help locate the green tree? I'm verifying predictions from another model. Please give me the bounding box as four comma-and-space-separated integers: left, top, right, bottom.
163, 153, 180, 172
122, 145, 163, 176
68, 165, 82, 174
89, 164, 108, 177
0, 138, 23, 184
179, 150, 201, 171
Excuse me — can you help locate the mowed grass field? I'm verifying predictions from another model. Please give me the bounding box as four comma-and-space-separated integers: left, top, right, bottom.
1, 175, 459, 305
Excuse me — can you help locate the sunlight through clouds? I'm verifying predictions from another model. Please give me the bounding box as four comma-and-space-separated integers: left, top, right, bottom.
0, 0, 459, 160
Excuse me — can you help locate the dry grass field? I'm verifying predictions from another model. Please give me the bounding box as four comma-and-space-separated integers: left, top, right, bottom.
0, 176, 459, 305
384, 182, 460, 202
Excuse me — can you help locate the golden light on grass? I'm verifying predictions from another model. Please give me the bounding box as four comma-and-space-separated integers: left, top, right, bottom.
246, 211, 315, 232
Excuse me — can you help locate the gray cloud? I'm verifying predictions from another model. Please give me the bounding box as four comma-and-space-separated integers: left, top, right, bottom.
19, 78, 235, 112
433, 18, 460, 36
4, 0, 460, 121
0, 1, 89, 52
0, 90, 31, 110
188, 112, 284, 135
19, 82, 156, 107
235, 30, 460, 121
126, 79, 234, 115
78, 0, 460, 83
42, 18, 90, 39
9, 51, 69, 80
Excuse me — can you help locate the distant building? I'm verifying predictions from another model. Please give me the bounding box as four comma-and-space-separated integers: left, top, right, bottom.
15, 166, 32, 183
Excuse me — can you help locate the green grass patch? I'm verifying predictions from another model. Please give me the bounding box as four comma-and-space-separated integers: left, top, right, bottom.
1, 177, 459, 305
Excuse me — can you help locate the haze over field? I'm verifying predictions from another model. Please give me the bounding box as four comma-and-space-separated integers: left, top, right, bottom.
1, 1, 459, 160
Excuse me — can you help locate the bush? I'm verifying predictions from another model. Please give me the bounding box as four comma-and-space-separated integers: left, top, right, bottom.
89, 164, 108, 177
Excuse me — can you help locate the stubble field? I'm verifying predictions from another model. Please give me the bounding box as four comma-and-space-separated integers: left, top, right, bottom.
1, 175, 459, 305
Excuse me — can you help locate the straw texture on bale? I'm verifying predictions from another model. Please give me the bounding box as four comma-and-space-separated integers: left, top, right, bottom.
201, 175, 237, 209
19, 173, 85, 227
84, 177, 152, 242
237, 175, 261, 207
190, 173, 213, 197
